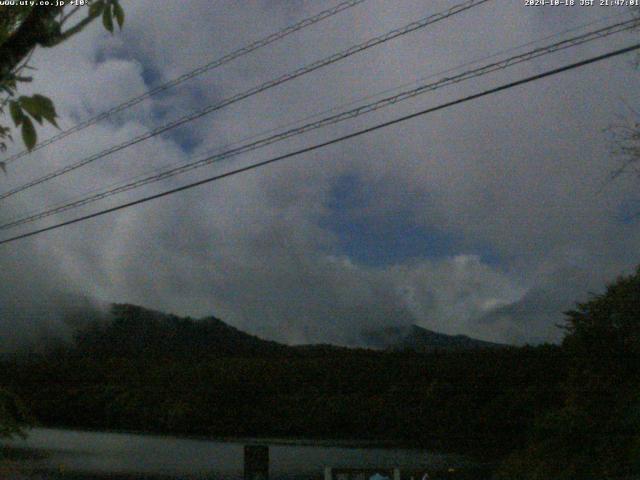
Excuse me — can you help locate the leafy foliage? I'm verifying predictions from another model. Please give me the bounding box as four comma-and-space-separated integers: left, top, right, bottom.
0, 6, 32, 46
0, 0, 124, 445
0, 305, 567, 460
496, 267, 640, 479
1, 268, 638, 478
8, 95, 58, 151
0, 1, 124, 158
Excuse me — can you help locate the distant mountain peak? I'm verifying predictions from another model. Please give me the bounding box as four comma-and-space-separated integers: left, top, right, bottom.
72, 303, 287, 358
359, 324, 506, 352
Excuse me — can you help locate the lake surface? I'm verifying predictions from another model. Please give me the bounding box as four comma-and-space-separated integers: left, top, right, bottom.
0, 428, 466, 479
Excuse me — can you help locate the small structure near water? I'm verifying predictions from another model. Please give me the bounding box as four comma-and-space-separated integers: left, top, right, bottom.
244, 444, 269, 480
324, 467, 401, 480
243, 444, 472, 480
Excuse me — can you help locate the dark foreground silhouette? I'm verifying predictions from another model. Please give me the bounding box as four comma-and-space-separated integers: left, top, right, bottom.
2, 267, 640, 479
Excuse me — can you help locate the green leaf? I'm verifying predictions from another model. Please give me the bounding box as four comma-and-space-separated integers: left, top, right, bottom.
9, 101, 23, 126
113, 2, 125, 29
31, 94, 58, 128
18, 96, 44, 125
102, 6, 113, 33
21, 116, 36, 150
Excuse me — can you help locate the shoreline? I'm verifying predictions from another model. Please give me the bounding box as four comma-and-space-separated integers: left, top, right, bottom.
10, 425, 445, 452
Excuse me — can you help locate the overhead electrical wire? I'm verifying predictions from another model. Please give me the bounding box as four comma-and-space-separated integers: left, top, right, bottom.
2, 0, 369, 165
1, 16, 637, 232
3, 16, 636, 228
0, 0, 491, 201
194, 10, 635, 160
4, 10, 628, 228
1, 42, 639, 246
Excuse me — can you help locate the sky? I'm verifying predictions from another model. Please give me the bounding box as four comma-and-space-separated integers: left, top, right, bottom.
1, 0, 640, 348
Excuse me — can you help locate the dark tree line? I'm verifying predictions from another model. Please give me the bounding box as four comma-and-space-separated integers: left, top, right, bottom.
1, 267, 639, 479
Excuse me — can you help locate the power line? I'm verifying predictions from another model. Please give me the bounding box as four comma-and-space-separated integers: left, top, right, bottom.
2, 16, 637, 231
195, 11, 634, 160
5, 10, 626, 228
0, 0, 491, 201
1, 42, 638, 247
3, 17, 635, 228
2, 0, 369, 166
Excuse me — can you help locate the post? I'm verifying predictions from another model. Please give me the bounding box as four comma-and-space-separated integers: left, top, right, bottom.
324, 467, 332, 480
244, 445, 269, 480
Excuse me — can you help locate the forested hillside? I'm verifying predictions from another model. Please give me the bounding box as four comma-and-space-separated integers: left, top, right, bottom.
0, 304, 564, 459
1, 267, 639, 479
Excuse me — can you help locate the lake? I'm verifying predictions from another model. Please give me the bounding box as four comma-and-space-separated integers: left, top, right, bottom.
0, 428, 469, 479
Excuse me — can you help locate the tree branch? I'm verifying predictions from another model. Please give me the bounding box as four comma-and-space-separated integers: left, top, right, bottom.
59, 5, 82, 26
49, 9, 102, 47
0, 7, 63, 83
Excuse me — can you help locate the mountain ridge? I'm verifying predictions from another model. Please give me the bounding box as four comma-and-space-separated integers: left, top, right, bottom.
62, 303, 506, 357
359, 323, 506, 352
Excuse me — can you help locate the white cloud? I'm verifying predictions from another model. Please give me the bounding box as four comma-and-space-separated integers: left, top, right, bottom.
1, 0, 639, 348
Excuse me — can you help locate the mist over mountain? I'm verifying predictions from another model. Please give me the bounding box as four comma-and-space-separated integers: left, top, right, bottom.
4, 301, 506, 358
71, 303, 287, 358
1, 302, 567, 462
2, 300, 505, 358
0, 291, 108, 357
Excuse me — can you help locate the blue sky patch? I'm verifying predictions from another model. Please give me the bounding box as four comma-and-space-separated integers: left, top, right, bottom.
321, 174, 500, 266
141, 65, 162, 88
617, 198, 640, 225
